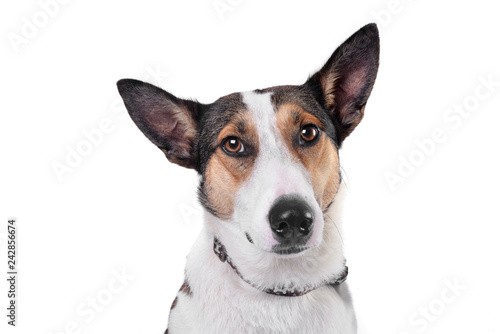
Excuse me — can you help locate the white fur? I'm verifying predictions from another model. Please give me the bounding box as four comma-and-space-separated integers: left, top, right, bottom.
167, 92, 356, 333
168, 184, 355, 334
238, 91, 324, 251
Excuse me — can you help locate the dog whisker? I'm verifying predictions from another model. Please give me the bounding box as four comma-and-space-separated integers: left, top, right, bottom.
340, 164, 350, 190
325, 213, 344, 246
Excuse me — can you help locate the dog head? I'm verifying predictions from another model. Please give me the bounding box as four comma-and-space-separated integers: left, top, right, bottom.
118, 23, 379, 291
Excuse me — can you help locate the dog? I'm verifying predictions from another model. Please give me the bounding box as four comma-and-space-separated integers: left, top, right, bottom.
117, 23, 379, 334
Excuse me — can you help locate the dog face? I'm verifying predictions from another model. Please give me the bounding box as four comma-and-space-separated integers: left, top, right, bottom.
197, 87, 342, 255
118, 24, 379, 271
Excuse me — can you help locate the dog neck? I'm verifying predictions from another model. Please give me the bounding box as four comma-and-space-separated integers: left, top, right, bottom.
213, 236, 348, 297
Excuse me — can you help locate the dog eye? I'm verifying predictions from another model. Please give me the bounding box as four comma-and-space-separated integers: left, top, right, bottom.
300, 124, 320, 143
222, 137, 245, 155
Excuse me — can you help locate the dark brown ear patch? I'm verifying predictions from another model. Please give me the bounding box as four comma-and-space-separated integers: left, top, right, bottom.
307, 23, 380, 144
117, 79, 201, 169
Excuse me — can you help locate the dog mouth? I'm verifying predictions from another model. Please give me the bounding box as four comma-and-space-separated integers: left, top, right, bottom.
272, 245, 309, 255
244, 231, 311, 255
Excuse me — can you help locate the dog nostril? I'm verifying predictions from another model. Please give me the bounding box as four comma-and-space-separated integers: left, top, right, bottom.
275, 222, 289, 235
299, 219, 313, 234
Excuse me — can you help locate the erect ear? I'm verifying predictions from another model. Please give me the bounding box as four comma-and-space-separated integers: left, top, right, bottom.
117, 79, 200, 169
307, 23, 380, 144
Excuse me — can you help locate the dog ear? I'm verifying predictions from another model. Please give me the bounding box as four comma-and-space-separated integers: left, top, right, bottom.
117, 79, 200, 169
307, 23, 380, 144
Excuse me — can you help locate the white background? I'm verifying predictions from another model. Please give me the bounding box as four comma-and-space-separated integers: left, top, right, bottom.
1, 0, 500, 333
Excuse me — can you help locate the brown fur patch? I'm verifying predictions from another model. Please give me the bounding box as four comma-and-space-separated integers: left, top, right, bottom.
319, 71, 340, 110
203, 111, 259, 218
276, 103, 340, 209
180, 281, 192, 296
170, 296, 178, 310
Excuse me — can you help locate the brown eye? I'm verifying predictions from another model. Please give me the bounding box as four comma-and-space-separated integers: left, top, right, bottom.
300, 124, 319, 143
223, 137, 245, 154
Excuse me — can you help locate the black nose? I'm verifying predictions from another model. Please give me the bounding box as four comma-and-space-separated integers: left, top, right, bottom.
268, 195, 314, 247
